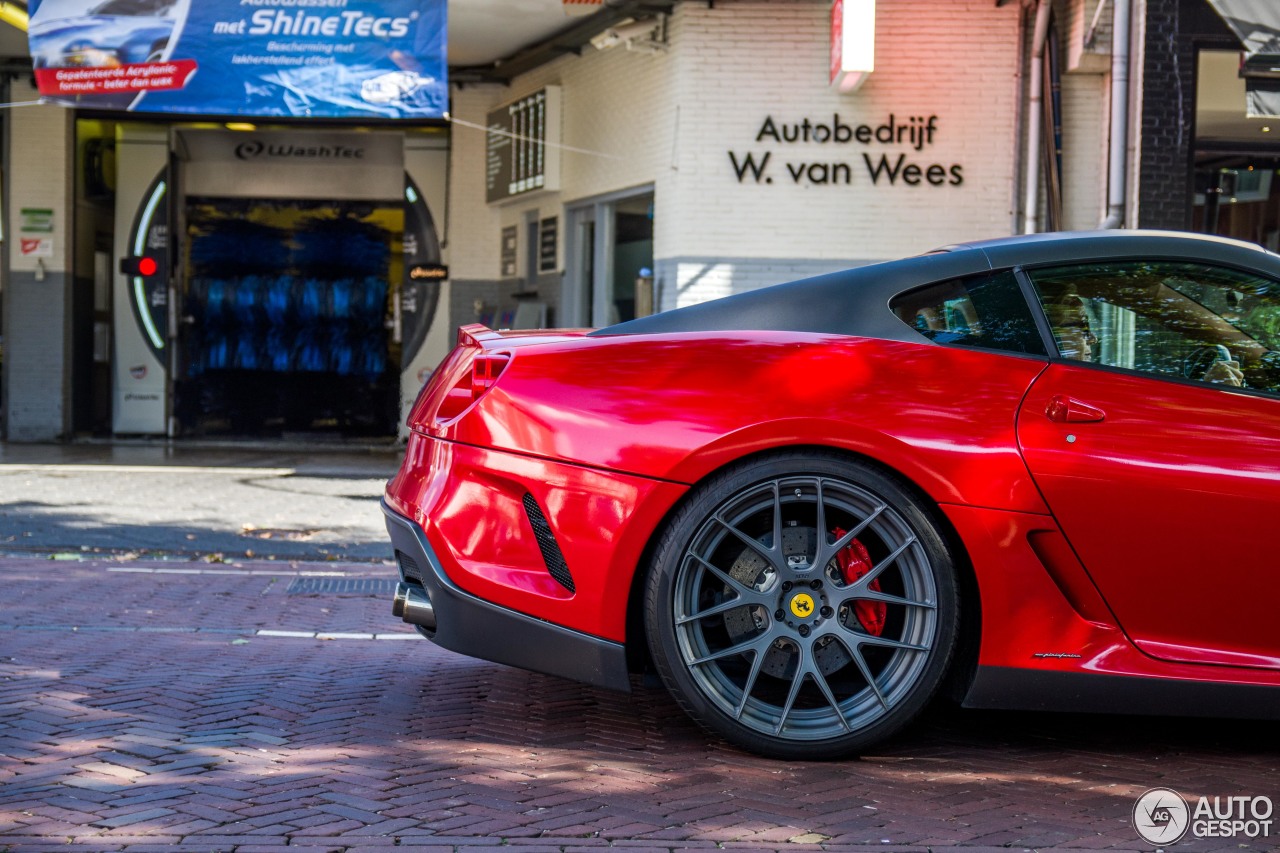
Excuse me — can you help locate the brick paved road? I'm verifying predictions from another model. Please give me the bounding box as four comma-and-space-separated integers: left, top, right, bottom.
2, 555, 1277, 853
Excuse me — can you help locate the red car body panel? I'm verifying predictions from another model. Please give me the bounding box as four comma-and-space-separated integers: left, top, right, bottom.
943, 504, 1132, 669
387, 434, 686, 641
390, 332, 1054, 641
434, 332, 1052, 512
1017, 362, 1280, 671
944, 503, 1277, 687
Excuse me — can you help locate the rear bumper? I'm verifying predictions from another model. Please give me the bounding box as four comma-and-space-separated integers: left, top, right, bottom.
382, 499, 632, 692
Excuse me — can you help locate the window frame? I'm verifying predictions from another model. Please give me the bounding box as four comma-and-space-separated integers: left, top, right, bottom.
1013, 265, 1064, 359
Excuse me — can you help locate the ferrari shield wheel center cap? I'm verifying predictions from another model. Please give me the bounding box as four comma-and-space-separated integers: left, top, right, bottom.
789, 593, 816, 620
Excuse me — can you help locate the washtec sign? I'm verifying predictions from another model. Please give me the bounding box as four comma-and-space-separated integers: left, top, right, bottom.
28, 0, 446, 119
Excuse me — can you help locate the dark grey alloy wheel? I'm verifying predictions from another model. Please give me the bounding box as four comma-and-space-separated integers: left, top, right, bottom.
645, 452, 958, 759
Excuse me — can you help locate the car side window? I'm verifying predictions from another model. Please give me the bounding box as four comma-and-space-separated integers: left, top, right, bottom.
1027, 261, 1280, 394
890, 270, 1047, 356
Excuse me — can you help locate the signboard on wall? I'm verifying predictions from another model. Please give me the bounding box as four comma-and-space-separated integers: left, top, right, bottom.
727, 113, 962, 188
176, 129, 405, 201
501, 226, 518, 277
28, 0, 446, 119
19, 207, 55, 259
20, 237, 55, 258
830, 0, 874, 92
486, 87, 562, 203
538, 216, 558, 273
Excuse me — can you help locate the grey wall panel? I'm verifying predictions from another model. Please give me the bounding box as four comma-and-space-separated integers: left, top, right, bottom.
4, 271, 71, 441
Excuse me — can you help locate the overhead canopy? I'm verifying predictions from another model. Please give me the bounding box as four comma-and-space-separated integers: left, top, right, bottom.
1209, 0, 1280, 117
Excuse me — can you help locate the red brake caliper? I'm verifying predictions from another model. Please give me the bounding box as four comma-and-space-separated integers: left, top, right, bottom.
832, 527, 886, 636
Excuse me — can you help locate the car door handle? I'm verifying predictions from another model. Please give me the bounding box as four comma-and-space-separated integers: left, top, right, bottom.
1045, 395, 1106, 424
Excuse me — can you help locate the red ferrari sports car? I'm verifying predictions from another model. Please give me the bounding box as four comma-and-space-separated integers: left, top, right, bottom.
384, 230, 1280, 759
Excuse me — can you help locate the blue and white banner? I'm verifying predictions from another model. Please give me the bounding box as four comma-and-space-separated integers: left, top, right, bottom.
29, 0, 446, 119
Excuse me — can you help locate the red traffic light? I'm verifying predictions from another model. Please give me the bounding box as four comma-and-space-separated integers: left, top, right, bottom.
120, 256, 159, 276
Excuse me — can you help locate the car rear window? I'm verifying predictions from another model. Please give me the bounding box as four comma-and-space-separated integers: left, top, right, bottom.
890, 270, 1047, 356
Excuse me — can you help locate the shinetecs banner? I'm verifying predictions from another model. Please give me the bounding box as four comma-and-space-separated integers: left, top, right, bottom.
28, 0, 446, 119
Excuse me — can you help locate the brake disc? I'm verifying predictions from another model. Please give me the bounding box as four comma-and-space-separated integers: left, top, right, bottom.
720, 526, 855, 678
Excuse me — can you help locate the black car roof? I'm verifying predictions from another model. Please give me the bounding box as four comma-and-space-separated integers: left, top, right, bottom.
591, 230, 1280, 341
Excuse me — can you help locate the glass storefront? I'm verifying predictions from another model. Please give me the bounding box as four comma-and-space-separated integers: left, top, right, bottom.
566, 188, 654, 328
1193, 50, 1280, 248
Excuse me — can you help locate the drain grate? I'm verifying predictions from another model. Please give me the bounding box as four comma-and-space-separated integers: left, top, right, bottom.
285, 578, 398, 596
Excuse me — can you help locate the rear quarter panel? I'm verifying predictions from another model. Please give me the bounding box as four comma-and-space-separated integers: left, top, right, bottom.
446, 332, 1051, 515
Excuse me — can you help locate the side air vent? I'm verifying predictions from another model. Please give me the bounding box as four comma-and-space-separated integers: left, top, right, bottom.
396, 551, 423, 585
522, 493, 576, 593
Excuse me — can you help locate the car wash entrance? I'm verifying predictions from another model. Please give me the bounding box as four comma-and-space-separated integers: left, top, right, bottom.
179, 197, 402, 436
112, 126, 448, 438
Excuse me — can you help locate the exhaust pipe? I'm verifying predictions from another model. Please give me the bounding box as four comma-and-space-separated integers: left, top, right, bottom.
392, 582, 436, 631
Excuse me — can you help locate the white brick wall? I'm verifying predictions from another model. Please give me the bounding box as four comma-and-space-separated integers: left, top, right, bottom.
1065, 0, 1113, 74
1061, 63, 1110, 230
447, 0, 1111, 312
447, 85, 507, 279
667, 0, 1024, 262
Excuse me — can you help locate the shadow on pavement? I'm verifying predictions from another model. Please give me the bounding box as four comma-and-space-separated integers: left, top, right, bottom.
0, 500, 389, 561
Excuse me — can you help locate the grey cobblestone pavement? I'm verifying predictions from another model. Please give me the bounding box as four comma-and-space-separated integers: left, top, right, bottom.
1, 445, 1277, 852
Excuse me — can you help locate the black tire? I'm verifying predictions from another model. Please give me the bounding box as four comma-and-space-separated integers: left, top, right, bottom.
644, 450, 959, 760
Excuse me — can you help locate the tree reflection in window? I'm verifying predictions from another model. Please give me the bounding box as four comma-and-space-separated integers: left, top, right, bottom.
1029, 261, 1280, 393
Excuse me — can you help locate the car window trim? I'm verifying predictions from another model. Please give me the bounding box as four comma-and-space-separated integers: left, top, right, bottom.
1013, 265, 1064, 359
1015, 254, 1280, 289
1038, 354, 1272, 399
